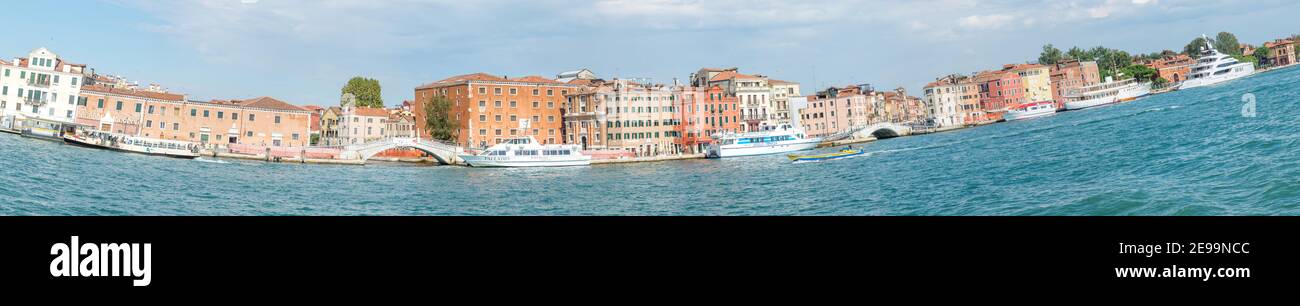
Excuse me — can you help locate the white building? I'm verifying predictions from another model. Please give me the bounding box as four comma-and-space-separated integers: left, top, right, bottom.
0, 48, 88, 136
693, 68, 772, 132
335, 93, 390, 145
769, 79, 801, 125
922, 78, 965, 128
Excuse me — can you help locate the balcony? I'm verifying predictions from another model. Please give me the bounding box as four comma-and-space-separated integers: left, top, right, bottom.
27, 80, 52, 88
23, 96, 49, 107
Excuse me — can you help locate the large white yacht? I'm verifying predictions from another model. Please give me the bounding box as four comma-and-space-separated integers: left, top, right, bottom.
1180, 35, 1256, 90
1063, 77, 1152, 111
706, 124, 821, 158
458, 136, 591, 167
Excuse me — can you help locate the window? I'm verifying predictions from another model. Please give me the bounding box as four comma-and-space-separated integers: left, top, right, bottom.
495, 115, 502, 122
547, 102, 555, 108
146, 120, 152, 128
203, 110, 209, 117
249, 114, 255, 121
532, 89, 539, 95
71, 77, 78, 86
479, 115, 486, 122
510, 115, 517, 122
148, 105, 155, 114
292, 134, 300, 140
217, 111, 223, 119
494, 88, 502, 95
116, 101, 123, 111
494, 129, 502, 135
173, 123, 179, 130
479, 87, 486, 94
548, 116, 555, 122
191, 109, 197, 116
546, 89, 554, 96
1, 86, 6, 96
478, 100, 486, 107
532, 101, 539, 108
479, 129, 487, 135
510, 101, 517, 108
275, 116, 281, 123
509, 88, 517, 95
494, 100, 502, 107
232, 113, 239, 120
247, 131, 253, 137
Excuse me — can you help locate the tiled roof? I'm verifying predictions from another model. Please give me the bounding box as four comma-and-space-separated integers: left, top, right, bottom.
768, 79, 798, 85
353, 107, 389, 117
710, 71, 762, 81
301, 105, 323, 112
80, 84, 185, 101
235, 97, 306, 111
418, 72, 568, 89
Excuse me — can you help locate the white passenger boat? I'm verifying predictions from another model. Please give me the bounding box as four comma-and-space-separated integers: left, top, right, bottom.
706, 124, 821, 158
1179, 34, 1256, 90
64, 130, 201, 159
1063, 77, 1152, 110
1003, 101, 1057, 121
458, 136, 591, 167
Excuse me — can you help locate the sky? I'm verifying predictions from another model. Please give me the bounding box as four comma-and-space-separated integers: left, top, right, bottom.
7, 0, 1299, 107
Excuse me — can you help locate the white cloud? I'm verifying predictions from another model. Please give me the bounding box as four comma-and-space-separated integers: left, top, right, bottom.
959, 14, 1016, 30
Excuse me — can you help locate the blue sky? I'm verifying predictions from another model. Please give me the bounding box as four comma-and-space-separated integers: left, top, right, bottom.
7, 0, 1299, 107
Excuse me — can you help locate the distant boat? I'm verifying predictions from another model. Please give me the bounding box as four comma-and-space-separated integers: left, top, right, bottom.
1180, 34, 1256, 90
1063, 77, 1152, 111
1003, 101, 1057, 121
64, 131, 200, 159
458, 136, 591, 167
788, 149, 865, 162
707, 124, 821, 158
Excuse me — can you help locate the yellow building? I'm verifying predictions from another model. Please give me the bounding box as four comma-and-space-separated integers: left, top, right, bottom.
1003, 64, 1054, 104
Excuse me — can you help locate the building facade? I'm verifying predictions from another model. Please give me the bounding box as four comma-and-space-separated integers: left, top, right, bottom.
76, 85, 313, 147
0, 47, 88, 133
974, 71, 1025, 121
769, 79, 801, 125
923, 77, 966, 128
801, 85, 874, 139
1003, 64, 1053, 104
1139, 54, 1193, 85
673, 85, 739, 154
564, 79, 680, 156
1264, 39, 1296, 67
1049, 60, 1101, 108
414, 73, 577, 148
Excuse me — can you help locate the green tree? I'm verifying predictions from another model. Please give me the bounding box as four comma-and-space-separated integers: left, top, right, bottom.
1234, 54, 1258, 67
1118, 64, 1157, 81
424, 95, 459, 142
341, 77, 384, 108
1067, 46, 1090, 61
1215, 32, 1241, 56
1185, 37, 1210, 58
1039, 44, 1064, 65
1253, 45, 1272, 67
1153, 77, 1169, 88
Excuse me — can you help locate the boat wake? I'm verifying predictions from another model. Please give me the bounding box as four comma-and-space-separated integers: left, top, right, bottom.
193, 158, 229, 164
791, 152, 872, 164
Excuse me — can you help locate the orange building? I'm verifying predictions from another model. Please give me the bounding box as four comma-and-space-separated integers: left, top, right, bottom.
1264, 39, 1296, 67
413, 73, 577, 148
1049, 60, 1101, 109
75, 84, 313, 147
1139, 54, 1194, 84
674, 85, 738, 154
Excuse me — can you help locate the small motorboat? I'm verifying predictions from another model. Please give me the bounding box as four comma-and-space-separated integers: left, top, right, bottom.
788, 149, 866, 162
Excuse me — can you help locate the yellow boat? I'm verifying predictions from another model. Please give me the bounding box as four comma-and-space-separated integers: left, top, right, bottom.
788, 149, 865, 162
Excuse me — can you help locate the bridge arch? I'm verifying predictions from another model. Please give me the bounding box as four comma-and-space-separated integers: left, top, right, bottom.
341, 138, 464, 165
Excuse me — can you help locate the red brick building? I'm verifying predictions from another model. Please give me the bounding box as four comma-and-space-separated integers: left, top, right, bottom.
1139, 54, 1194, 84
974, 71, 1024, 121
1049, 60, 1101, 109
413, 73, 578, 148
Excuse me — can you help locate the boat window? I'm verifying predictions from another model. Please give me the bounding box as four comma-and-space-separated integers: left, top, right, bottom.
518, 150, 538, 156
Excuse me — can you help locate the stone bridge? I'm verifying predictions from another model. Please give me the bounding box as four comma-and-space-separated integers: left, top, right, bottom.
338, 137, 465, 165
825, 122, 913, 141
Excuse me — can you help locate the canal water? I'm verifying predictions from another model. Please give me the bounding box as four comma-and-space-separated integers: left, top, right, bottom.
3, 68, 1300, 215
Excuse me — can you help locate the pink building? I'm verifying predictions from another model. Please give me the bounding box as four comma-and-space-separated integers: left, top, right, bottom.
800, 85, 874, 139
